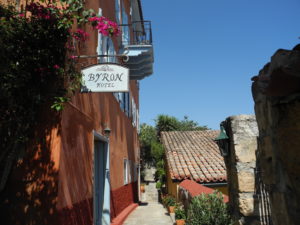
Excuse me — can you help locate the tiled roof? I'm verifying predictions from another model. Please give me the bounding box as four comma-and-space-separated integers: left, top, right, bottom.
161, 130, 227, 183
179, 180, 229, 202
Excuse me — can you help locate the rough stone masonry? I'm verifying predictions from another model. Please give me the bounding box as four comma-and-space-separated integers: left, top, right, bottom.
252, 44, 300, 225
221, 115, 263, 225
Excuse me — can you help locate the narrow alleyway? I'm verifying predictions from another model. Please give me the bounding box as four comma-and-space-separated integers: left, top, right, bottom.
123, 167, 173, 225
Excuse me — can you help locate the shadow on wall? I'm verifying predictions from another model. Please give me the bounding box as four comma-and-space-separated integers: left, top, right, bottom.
0, 108, 61, 225
253, 148, 272, 225
58, 102, 94, 225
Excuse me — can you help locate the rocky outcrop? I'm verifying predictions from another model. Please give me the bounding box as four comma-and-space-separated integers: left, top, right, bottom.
252, 44, 300, 225
221, 115, 263, 224
252, 44, 300, 97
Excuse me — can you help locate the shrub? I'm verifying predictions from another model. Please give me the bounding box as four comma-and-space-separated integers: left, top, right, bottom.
156, 181, 162, 189
186, 191, 232, 225
162, 195, 176, 207
154, 162, 166, 182
175, 204, 186, 220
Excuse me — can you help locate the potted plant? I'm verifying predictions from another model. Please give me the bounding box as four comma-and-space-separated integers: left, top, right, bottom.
175, 204, 186, 225
140, 183, 145, 193
163, 195, 176, 213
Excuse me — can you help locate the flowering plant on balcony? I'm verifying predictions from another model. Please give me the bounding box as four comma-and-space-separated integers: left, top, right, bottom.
89, 16, 120, 37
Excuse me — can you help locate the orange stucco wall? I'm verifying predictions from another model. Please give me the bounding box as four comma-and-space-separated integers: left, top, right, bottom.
166, 162, 178, 200
55, 0, 141, 220
58, 92, 140, 218
0, 0, 141, 224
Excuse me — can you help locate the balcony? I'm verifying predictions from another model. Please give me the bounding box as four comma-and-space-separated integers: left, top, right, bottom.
119, 21, 154, 80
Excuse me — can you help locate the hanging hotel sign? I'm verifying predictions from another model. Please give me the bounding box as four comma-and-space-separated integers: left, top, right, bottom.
81, 64, 129, 92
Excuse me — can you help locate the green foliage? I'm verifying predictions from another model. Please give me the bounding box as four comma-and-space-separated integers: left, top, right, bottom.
139, 123, 158, 164
53, 0, 95, 29
175, 204, 186, 220
139, 123, 158, 147
51, 97, 70, 111
155, 114, 181, 136
154, 159, 166, 186
186, 191, 232, 225
162, 194, 176, 207
156, 181, 162, 189
150, 141, 164, 161
155, 114, 209, 137
180, 116, 208, 131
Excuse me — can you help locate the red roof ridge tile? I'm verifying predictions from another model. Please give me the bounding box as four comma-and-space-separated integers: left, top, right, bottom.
179, 179, 229, 203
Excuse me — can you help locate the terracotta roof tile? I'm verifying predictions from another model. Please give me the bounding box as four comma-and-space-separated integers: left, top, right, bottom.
161, 130, 227, 183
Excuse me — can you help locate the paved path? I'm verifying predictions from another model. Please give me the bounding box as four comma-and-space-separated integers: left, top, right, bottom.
123, 167, 173, 225
123, 202, 173, 225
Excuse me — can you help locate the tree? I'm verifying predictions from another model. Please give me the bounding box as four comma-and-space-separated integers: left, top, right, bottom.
155, 114, 209, 137
150, 141, 164, 162
179, 116, 208, 131
139, 123, 157, 164
139, 123, 157, 147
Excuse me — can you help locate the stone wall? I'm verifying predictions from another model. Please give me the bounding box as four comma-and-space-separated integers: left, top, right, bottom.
221, 115, 264, 224
252, 44, 300, 225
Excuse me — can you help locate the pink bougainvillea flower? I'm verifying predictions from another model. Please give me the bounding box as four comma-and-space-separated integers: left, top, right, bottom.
72, 28, 89, 41
53, 65, 60, 69
88, 16, 120, 37
88, 17, 98, 22
70, 55, 77, 59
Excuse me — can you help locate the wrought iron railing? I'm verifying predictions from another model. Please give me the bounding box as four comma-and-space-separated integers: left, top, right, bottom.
119, 21, 152, 46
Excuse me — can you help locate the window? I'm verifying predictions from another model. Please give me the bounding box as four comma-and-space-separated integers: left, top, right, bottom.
107, 38, 116, 63
132, 98, 136, 127
123, 159, 137, 184
118, 92, 125, 111
124, 92, 130, 116
133, 163, 138, 182
115, 0, 121, 24
124, 159, 128, 184
114, 92, 131, 117
128, 160, 132, 183
97, 8, 116, 64
98, 36, 116, 63
136, 109, 140, 132
124, 159, 137, 184
121, 4, 130, 45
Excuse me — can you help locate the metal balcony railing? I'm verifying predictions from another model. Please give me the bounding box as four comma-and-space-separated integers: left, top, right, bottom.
119, 21, 152, 46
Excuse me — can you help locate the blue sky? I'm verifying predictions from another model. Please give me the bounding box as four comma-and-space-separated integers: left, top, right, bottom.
138, 0, 300, 129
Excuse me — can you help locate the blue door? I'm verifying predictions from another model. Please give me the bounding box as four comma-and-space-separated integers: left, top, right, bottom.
94, 135, 110, 225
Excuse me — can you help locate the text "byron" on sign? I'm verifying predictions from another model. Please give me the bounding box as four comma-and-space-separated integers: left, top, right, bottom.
81, 64, 129, 92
